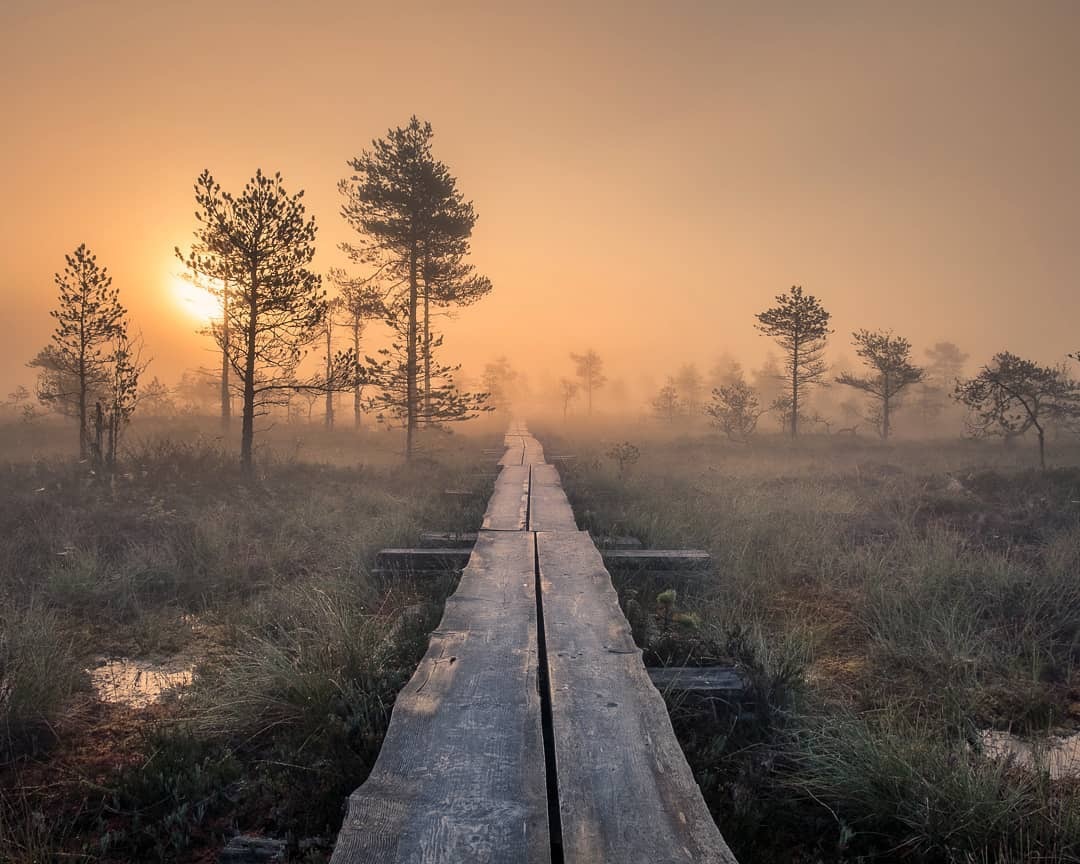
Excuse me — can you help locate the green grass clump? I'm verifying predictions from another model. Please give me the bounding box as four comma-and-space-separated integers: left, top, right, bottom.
0, 603, 85, 758
791, 710, 1080, 862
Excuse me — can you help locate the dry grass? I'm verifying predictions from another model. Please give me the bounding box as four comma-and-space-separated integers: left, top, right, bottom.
541, 422, 1080, 863
0, 415, 497, 862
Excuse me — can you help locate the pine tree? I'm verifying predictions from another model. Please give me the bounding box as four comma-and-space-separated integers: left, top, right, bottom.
364, 298, 491, 435
331, 273, 386, 429
178, 170, 351, 473
706, 378, 764, 442
652, 379, 681, 423
570, 349, 606, 416
339, 117, 490, 459
955, 352, 1080, 470
33, 244, 127, 457
836, 330, 924, 440
755, 286, 831, 438
559, 378, 579, 419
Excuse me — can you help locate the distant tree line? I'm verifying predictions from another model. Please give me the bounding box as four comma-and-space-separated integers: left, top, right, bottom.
632, 284, 1080, 469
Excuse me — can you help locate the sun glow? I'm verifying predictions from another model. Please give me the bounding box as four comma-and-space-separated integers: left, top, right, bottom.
171, 275, 222, 323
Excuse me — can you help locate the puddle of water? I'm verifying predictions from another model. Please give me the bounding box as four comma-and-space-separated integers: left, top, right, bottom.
978, 729, 1080, 780
88, 658, 194, 708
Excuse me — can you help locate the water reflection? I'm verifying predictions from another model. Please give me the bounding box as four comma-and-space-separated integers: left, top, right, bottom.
979, 729, 1080, 780
88, 657, 194, 708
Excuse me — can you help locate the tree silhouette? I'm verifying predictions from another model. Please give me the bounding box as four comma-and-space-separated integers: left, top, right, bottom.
419, 234, 492, 423
706, 379, 764, 443
364, 297, 490, 434
339, 117, 489, 458
178, 170, 349, 473
139, 376, 175, 416
480, 356, 518, 414
320, 297, 345, 429
836, 330, 924, 440
954, 352, 1080, 470
916, 341, 969, 424
675, 363, 704, 418
331, 273, 386, 429
559, 378, 579, 420
651, 379, 680, 423
31, 244, 128, 457
755, 286, 831, 438
570, 349, 606, 416
95, 330, 145, 468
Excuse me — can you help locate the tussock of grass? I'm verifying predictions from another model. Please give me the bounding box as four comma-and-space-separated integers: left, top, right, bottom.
791, 710, 1080, 862
0, 603, 85, 758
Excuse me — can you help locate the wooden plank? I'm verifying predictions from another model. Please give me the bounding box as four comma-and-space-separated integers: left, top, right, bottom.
523, 440, 546, 465
482, 466, 530, 530
528, 464, 577, 532
376, 548, 472, 571
602, 550, 711, 570
498, 444, 524, 467
537, 530, 736, 864
591, 535, 644, 550
419, 531, 479, 548
331, 531, 550, 864
647, 666, 746, 696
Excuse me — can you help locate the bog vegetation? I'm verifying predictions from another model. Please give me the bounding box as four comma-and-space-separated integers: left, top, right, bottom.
6, 113, 1080, 862
0, 419, 496, 861
543, 422, 1080, 863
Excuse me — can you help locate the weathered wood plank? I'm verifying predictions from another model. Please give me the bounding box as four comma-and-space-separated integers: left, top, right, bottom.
498, 445, 524, 467
482, 466, 530, 530
528, 464, 578, 532
647, 666, 746, 696
591, 534, 644, 550
376, 548, 472, 571
387, 543, 701, 577
537, 530, 736, 864
419, 531, 479, 548
331, 531, 550, 864
602, 549, 711, 570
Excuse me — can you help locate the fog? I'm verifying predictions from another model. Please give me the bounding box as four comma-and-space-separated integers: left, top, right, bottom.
3, 0, 1080, 410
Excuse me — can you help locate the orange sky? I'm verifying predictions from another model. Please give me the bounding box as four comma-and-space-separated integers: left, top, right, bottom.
3, 0, 1079, 406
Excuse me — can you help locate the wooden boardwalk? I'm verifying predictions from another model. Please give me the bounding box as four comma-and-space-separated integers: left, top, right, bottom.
331, 422, 737, 864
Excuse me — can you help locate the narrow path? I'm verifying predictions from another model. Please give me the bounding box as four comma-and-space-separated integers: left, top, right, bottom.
331, 422, 737, 863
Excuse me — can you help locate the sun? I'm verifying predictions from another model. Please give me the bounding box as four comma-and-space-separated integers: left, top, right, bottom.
171, 274, 222, 323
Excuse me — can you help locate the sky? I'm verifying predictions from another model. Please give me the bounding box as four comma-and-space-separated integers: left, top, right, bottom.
2, 0, 1079, 406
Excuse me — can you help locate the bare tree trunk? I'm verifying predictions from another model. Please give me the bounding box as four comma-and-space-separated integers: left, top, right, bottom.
79, 355, 88, 458
324, 319, 334, 430
1037, 425, 1046, 470
791, 342, 799, 438
353, 317, 362, 429
220, 274, 231, 431
92, 401, 103, 468
240, 269, 258, 475
423, 290, 432, 426
882, 387, 891, 440
406, 251, 418, 461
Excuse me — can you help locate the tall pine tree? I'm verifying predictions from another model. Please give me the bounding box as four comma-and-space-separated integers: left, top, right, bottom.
179, 170, 353, 473
339, 117, 490, 459
755, 286, 831, 438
